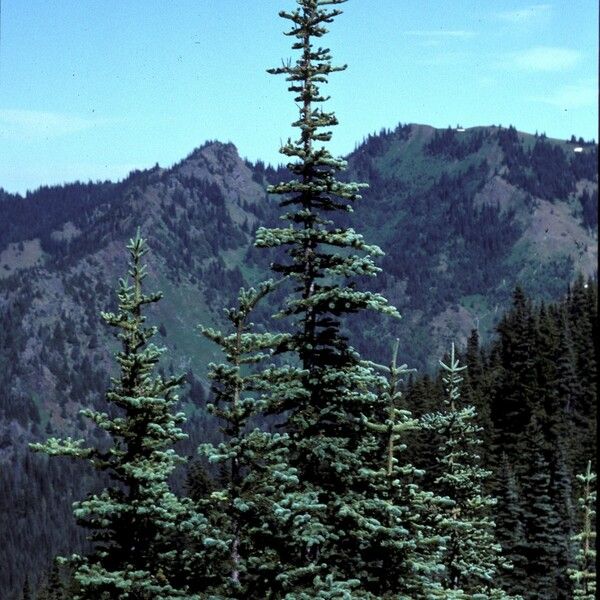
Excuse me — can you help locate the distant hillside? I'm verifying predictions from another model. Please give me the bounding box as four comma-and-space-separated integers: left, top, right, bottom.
0, 123, 597, 597
342, 124, 597, 361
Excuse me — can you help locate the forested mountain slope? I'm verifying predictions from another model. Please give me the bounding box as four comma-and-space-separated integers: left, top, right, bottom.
340, 124, 597, 363
404, 279, 597, 599
0, 123, 597, 597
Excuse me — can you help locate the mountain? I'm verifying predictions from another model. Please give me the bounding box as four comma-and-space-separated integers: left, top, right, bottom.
0, 123, 597, 597
341, 124, 597, 362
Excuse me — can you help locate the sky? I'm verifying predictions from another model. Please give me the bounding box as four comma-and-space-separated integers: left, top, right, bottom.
0, 1, 597, 195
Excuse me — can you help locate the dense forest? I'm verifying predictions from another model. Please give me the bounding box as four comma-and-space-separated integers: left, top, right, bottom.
0, 0, 597, 598
4, 276, 595, 599
404, 276, 597, 599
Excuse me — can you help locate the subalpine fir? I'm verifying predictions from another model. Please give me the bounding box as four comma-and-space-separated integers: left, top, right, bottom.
569, 461, 596, 599
31, 233, 203, 599
254, 0, 399, 594
359, 339, 446, 597
196, 281, 307, 598
422, 344, 517, 599
518, 415, 561, 600
492, 287, 538, 461
494, 453, 528, 598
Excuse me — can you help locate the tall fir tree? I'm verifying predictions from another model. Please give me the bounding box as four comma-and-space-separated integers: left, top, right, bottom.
31, 233, 202, 599
462, 329, 494, 464
254, 0, 399, 594
548, 444, 576, 600
421, 344, 515, 599
519, 416, 562, 600
534, 304, 577, 600
494, 454, 528, 598
553, 307, 581, 443
566, 276, 597, 467
569, 461, 596, 599
534, 303, 561, 440
492, 287, 538, 463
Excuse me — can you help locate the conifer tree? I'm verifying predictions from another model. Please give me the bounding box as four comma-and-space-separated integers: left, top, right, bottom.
534, 303, 561, 438
254, 0, 399, 593
359, 339, 445, 597
495, 453, 527, 594
569, 461, 596, 599
494, 454, 527, 598
567, 276, 597, 465
462, 329, 494, 463
422, 344, 515, 599
553, 309, 580, 438
362, 341, 419, 479
519, 416, 561, 600
31, 233, 202, 599
256, 0, 398, 367
404, 373, 442, 479
195, 281, 307, 598
548, 445, 576, 600
492, 287, 538, 461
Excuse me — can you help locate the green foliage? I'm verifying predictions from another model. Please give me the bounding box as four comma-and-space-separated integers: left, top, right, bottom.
30, 233, 201, 599
252, 0, 404, 593
358, 340, 446, 597
569, 461, 596, 599
422, 344, 515, 599
255, 0, 399, 361
362, 340, 419, 475
425, 127, 488, 160
412, 281, 598, 599
195, 281, 307, 597
0, 1, 596, 597
491, 287, 538, 454
491, 279, 597, 471
498, 125, 598, 200
493, 454, 528, 597
519, 417, 562, 599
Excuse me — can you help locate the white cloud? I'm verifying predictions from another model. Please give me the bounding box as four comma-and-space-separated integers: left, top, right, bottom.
404, 30, 476, 39
533, 80, 597, 109
512, 46, 581, 71
496, 4, 551, 24
0, 109, 109, 140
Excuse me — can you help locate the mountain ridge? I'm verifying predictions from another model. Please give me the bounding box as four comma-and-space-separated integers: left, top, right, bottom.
0, 122, 596, 397
0, 120, 597, 598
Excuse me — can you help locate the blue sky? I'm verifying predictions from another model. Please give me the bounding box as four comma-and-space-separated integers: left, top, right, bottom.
0, 1, 597, 194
